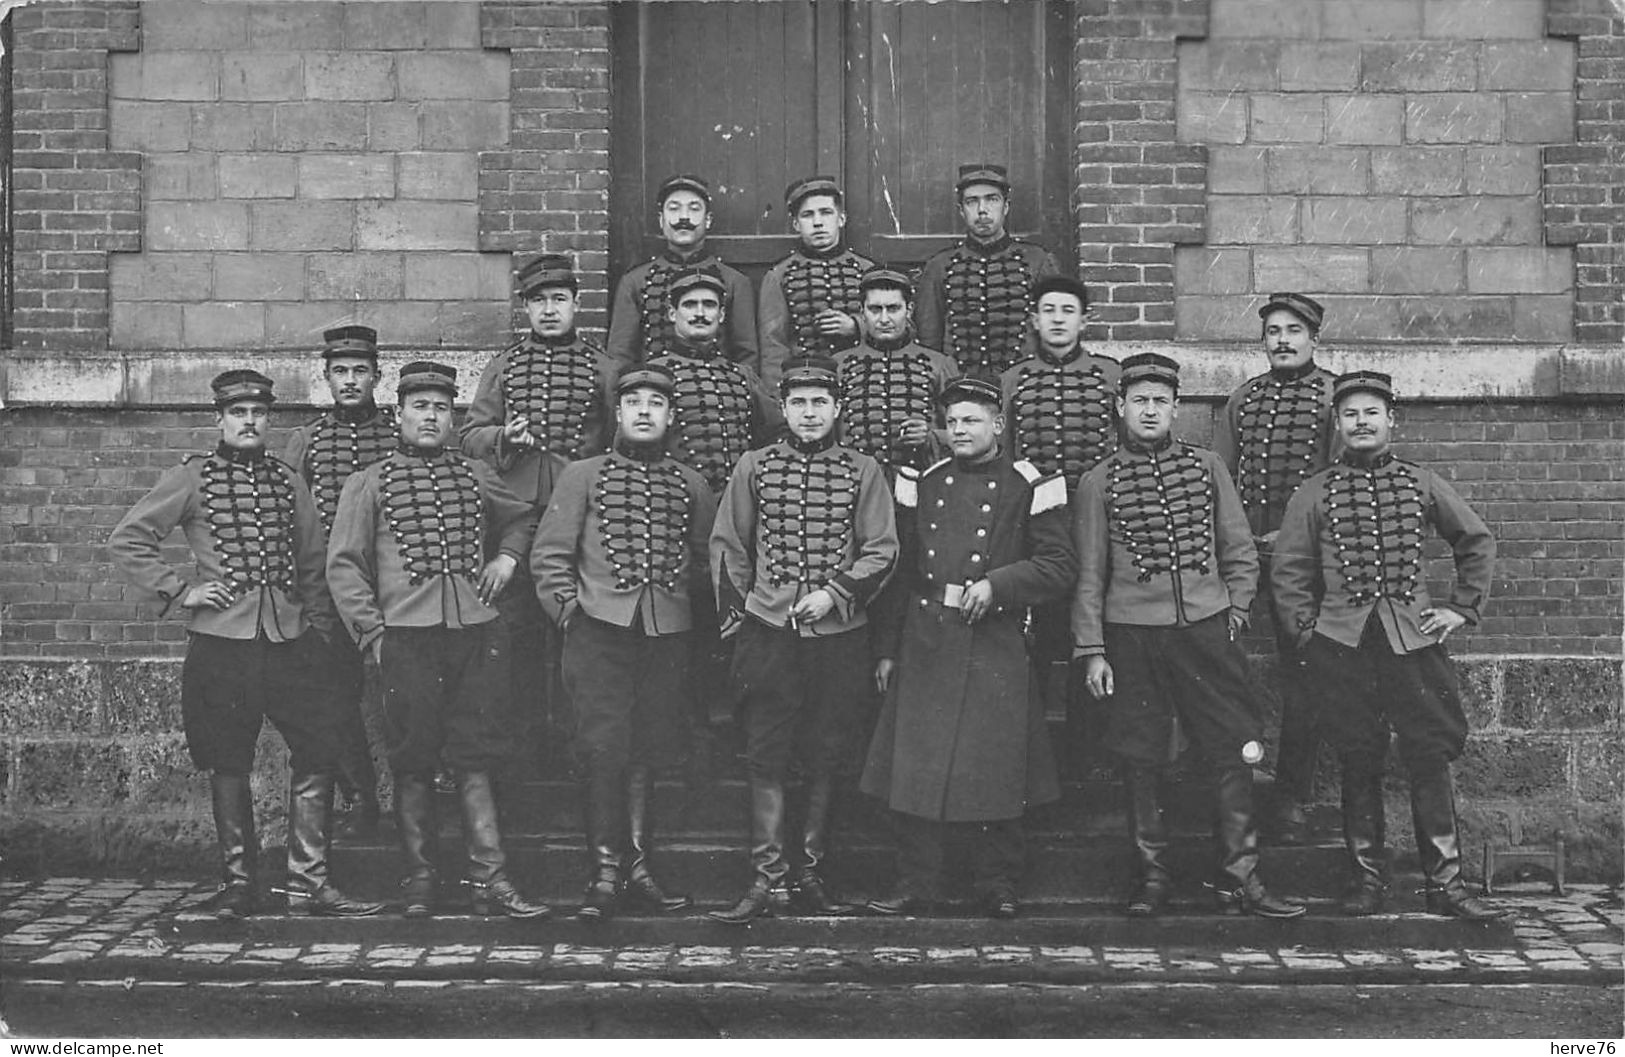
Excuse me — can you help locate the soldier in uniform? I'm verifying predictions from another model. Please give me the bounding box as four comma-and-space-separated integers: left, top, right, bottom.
1073, 353, 1303, 920
1212, 292, 1339, 845
282, 325, 396, 838
862, 376, 1075, 919
914, 164, 1062, 377
110, 370, 381, 919
708, 355, 899, 924
531, 363, 717, 922
997, 275, 1120, 716
757, 176, 874, 391
607, 173, 758, 369
833, 267, 959, 484
326, 362, 549, 919
460, 254, 617, 768
1272, 371, 1505, 920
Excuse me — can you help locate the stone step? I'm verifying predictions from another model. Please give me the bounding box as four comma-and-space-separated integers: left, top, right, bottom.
159, 900, 1517, 952
328, 836, 1351, 904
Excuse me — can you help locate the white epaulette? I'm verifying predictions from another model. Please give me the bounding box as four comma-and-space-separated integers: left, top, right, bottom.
1014, 459, 1068, 516
893, 457, 951, 509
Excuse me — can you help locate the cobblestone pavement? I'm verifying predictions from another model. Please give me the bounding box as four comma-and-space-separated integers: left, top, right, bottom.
1, 878, 1620, 991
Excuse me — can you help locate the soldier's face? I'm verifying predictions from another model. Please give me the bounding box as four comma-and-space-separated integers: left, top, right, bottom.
1261, 309, 1316, 371
1336, 392, 1394, 453
792, 194, 845, 251
660, 190, 710, 248
783, 385, 839, 444
398, 390, 454, 450
216, 400, 270, 451
1116, 382, 1177, 445
959, 183, 1008, 241
944, 400, 1002, 460
1033, 292, 1085, 353
525, 287, 578, 339
617, 388, 671, 444
669, 288, 724, 343
862, 288, 911, 343
324, 357, 378, 408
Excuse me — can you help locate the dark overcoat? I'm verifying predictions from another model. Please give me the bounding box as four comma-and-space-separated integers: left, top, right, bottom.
860, 450, 1076, 822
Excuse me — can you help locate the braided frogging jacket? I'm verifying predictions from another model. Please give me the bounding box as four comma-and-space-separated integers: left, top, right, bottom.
1322, 457, 1426, 608
1006, 356, 1118, 486
1106, 443, 1215, 583
1225, 369, 1335, 536
197, 452, 301, 595
838, 346, 942, 476
778, 251, 867, 356
379, 451, 487, 587
502, 339, 603, 460
593, 454, 696, 593
654, 350, 757, 493
753, 445, 861, 589
295, 408, 398, 534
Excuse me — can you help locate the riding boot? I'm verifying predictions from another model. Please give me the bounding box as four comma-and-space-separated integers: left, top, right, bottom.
1212, 764, 1305, 919
623, 766, 692, 912
1265, 659, 1316, 845
578, 763, 626, 922
202, 771, 258, 919
1410, 762, 1507, 921
790, 773, 849, 915
282, 771, 383, 917
394, 771, 439, 918
1338, 755, 1388, 916
335, 720, 381, 841
708, 778, 789, 924
459, 770, 550, 919
1124, 767, 1171, 917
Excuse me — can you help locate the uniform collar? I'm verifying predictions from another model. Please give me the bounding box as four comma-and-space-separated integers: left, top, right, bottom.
963, 233, 1013, 256
953, 440, 1003, 471
1268, 359, 1319, 382
331, 401, 380, 425
668, 339, 724, 361
1036, 342, 1085, 368
786, 432, 837, 456
614, 437, 666, 463
1338, 447, 1395, 470
795, 241, 847, 261
867, 329, 914, 353
397, 441, 451, 461
215, 442, 267, 465
660, 244, 714, 267
1122, 434, 1175, 456
525, 331, 579, 351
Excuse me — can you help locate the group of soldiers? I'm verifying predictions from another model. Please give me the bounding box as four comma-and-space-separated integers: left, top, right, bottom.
109, 163, 1504, 925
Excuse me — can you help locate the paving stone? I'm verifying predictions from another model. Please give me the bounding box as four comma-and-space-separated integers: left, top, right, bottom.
173, 951, 233, 964
1343, 951, 1401, 967
675, 946, 735, 968
1038, 946, 1098, 963
980, 946, 1035, 964
31, 950, 93, 964
1168, 958, 1221, 971
310, 944, 363, 955
552, 951, 607, 967
240, 947, 303, 962
299, 952, 360, 967
424, 955, 478, 967
871, 947, 924, 965
925, 947, 979, 961
485, 947, 548, 964
392, 980, 454, 989
427, 944, 482, 956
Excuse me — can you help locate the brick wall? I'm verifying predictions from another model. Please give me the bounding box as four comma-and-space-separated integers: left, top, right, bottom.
1175, 0, 1584, 341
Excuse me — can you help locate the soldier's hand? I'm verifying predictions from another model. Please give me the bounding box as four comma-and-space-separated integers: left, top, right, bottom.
896, 417, 930, 448
960, 579, 994, 624
874, 658, 896, 695
1419, 607, 1467, 642
1227, 608, 1248, 641
1082, 655, 1113, 700
815, 309, 857, 338
791, 588, 836, 625
477, 554, 518, 605
367, 635, 383, 667
502, 415, 538, 449
181, 581, 234, 611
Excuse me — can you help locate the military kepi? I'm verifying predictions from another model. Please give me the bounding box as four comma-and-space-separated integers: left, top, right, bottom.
779, 353, 840, 395
614, 362, 676, 399
397, 361, 458, 398
785, 175, 843, 212
211, 369, 276, 406
666, 263, 727, 303
1118, 352, 1181, 392
1332, 370, 1394, 406
938, 375, 1003, 410
860, 266, 913, 298
322, 325, 377, 361
657, 173, 711, 204
955, 163, 1010, 195
517, 253, 576, 299
1258, 292, 1326, 332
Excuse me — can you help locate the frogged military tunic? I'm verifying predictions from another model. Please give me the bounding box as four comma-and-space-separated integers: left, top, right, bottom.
914, 235, 1061, 376
861, 452, 1075, 822
651, 342, 782, 495
283, 404, 399, 536
1211, 363, 1339, 539
606, 247, 759, 369
834, 336, 960, 482
998, 345, 1121, 491
757, 244, 873, 392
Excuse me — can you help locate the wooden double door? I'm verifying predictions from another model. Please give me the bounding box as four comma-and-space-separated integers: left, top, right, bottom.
609, 0, 1075, 287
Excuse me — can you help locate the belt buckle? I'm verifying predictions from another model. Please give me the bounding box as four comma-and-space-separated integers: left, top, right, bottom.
942, 583, 965, 609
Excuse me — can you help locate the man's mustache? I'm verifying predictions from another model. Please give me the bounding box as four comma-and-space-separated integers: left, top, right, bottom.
671, 220, 698, 231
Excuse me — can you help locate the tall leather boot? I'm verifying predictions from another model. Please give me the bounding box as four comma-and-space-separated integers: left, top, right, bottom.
1410, 762, 1507, 921
1125, 767, 1171, 917
790, 773, 848, 915
708, 778, 789, 924
623, 766, 692, 913
202, 771, 258, 919
1338, 755, 1388, 916
459, 770, 551, 919
1265, 658, 1316, 845
394, 771, 439, 918
577, 763, 626, 922
1212, 764, 1305, 919
282, 771, 383, 917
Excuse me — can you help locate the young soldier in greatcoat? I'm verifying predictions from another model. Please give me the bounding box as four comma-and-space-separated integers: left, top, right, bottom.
1272, 371, 1505, 920
757, 176, 874, 391
326, 362, 548, 919
607, 173, 758, 369
862, 376, 1075, 920
833, 267, 959, 485
282, 325, 397, 838
531, 363, 717, 922
997, 275, 1121, 715
460, 254, 617, 768
914, 164, 1062, 377
1073, 353, 1303, 920
708, 355, 900, 923
1211, 292, 1339, 844
110, 370, 381, 919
